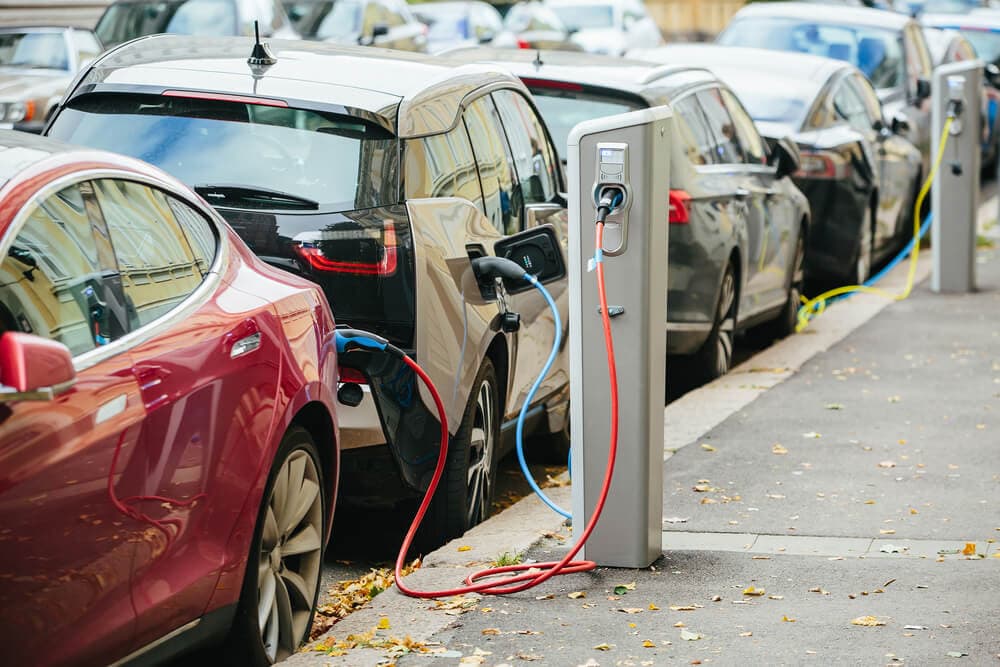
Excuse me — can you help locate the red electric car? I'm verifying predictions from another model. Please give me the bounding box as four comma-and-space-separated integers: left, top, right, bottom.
0, 131, 339, 666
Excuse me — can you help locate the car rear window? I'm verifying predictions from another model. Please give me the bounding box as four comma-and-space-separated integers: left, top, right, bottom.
526, 86, 644, 161
48, 93, 399, 212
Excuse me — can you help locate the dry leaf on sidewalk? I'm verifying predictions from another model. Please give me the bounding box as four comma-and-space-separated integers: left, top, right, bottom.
851, 615, 886, 626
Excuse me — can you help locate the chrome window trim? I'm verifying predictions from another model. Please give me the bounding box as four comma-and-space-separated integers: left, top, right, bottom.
0, 167, 228, 374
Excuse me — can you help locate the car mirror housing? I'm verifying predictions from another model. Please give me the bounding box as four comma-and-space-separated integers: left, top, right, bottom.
492, 224, 567, 294
770, 136, 801, 179
985, 63, 1000, 89
890, 111, 911, 135
372, 23, 390, 38
0, 332, 75, 402
915, 77, 932, 102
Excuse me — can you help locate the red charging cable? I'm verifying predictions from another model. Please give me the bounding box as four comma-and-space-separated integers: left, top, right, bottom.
394, 222, 619, 597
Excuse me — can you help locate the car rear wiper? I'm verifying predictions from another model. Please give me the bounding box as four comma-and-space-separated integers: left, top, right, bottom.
194, 184, 320, 210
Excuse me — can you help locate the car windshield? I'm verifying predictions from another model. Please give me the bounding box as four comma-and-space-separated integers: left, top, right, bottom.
957, 29, 1000, 66
720, 18, 904, 89
0, 32, 69, 70
528, 87, 643, 160
48, 93, 398, 212
551, 4, 614, 30
96, 0, 238, 47
313, 0, 362, 39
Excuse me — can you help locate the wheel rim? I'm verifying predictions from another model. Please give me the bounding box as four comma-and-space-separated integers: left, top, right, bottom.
857, 210, 872, 284
715, 270, 736, 377
258, 449, 323, 663
466, 379, 496, 527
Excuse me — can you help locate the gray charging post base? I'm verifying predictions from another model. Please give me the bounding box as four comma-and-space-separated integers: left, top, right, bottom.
568, 107, 671, 569
932, 60, 982, 293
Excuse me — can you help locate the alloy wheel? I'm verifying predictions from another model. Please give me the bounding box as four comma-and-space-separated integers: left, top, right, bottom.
715, 269, 737, 377
258, 450, 323, 663
466, 378, 496, 528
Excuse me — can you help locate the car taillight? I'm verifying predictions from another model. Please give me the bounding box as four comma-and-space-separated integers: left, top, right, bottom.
668, 189, 691, 224
292, 220, 398, 276
516, 39, 531, 49
339, 367, 368, 384
795, 151, 849, 180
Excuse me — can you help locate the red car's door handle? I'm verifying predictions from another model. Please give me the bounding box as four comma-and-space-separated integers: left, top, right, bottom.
226, 319, 261, 359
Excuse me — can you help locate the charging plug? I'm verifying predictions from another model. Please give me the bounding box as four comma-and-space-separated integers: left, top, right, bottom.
596, 186, 625, 224
471, 255, 530, 283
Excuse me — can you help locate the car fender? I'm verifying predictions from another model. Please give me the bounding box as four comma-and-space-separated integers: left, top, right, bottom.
406, 197, 506, 433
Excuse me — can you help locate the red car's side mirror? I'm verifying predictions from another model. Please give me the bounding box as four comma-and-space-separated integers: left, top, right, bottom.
0, 332, 75, 401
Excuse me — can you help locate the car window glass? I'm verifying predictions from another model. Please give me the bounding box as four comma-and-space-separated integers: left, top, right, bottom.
720, 89, 767, 165
404, 124, 484, 210
464, 96, 521, 235
671, 94, 718, 166
527, 88, 641, 162
0, 183, 126, 354
849, 74, 883, 126
92, 179, 205, 329
70, 30, 101, 65
0, 30, 69, 70
696, 88, 745, 164
165, 0, 239, 36
902, 26, 929, 93
909, 25, 934, 79
166, 197, 219, 275
492, 90, 558, 204
954, 38, 976, 61
832, 79, 872, 134
381, 0, 406, 27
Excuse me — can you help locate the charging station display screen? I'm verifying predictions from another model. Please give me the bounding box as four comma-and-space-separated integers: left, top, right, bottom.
600, 148, 624, 164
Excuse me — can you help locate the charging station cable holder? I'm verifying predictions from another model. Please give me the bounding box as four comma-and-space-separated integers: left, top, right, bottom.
568, 107, 672, 569
932, 61, 982, 293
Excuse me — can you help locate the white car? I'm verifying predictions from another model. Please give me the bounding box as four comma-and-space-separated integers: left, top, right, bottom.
546, 0, 662, 55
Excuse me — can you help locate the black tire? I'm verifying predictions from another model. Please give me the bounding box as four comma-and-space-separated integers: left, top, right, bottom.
692, 262, 737, 383
422, 358, 501, 548
764, 228, 805, 341
225, 426, 326, 666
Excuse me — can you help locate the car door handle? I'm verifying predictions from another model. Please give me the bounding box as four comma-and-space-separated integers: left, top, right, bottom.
734, 188, 751, 199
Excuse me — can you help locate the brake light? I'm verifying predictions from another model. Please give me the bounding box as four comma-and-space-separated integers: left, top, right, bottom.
522, 77, 584, 92
516, 39, 531, 49
794, 151, 849, 179
668, 189, 691, 224
292, 221, 398, 276
162, 90, 289, 107
339, 367, 368, 384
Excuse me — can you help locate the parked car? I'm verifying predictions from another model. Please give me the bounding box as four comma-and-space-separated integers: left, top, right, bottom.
921, 22, 1000, 166
411, 0, 504, 53
46, 35, 571, 544
95, 0, 299, 49
0, 26, 101, 133
449, 48, 809, 379
287, 0, 427, 49
492, 1, 583, 50
0, 130, 339, 666
718, 2, 935, 172
633, 44, 922, 286
545, 0, 662, 55
895, 0, 986, 16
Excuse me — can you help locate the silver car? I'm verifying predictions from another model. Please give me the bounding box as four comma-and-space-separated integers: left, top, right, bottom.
0, 26, 101, 133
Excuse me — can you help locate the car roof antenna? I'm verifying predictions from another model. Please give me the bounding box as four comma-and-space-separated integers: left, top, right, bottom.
248, 21, 277, 70
533, 49, 543, 70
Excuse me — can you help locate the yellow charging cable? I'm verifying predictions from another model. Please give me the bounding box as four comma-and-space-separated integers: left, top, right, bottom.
795, 116, 954, 332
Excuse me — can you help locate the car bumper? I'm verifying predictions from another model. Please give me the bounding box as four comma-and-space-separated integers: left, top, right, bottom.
337, 384, 386, 450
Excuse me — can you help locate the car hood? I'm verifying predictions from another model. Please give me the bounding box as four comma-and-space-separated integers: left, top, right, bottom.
0, 70, 70, 101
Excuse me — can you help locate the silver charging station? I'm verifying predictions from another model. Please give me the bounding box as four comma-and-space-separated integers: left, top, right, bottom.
932, 61, 982, 293
568, 107, 671, 568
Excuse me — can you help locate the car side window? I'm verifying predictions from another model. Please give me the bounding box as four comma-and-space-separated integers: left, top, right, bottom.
464, 96, 522, 235
492, 89, 559, 205
166, 197, 219, 275
696, 88, 746, 164
404, 124, 484, 211
671, 94, 718, 166
91, 179, 206, 329
69, 30, 101, 66
903, 25, 932, 96
849, 73, 883, 128
832, 78, 872, 134
0, 183, 126, 355
720, 88, 767, 165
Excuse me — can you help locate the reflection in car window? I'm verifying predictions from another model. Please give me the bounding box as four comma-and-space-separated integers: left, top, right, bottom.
464, 96, 521, 235
696, 89, 745, 164
91, 179, 205, 329
404, 124, 484, 210
492, 90, 558, 204
0, 184, 125, 354
672, 95, 718, 166
49, 93, 399, 213
551, 4, 614, 30
167, 197, 218, 275
165, 0, 238, 35
505, 3, 562, 32
720, 89, 767, 165
528, 88, 640, 161
832, 79, 872, 134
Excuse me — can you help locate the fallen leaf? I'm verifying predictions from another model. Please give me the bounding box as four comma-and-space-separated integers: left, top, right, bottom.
739, 631, 753, 637
825, 403, 844, 410
808, 587, 830, 595
802, 432, 821, 439
878, 460, 896, 468
674, 621, 686, 627
904, 625, 928, 630
880, 544, 904, 553
851, 615, 886, 627
620, 608, 644, 614
377, 617, 390, 630
692, 484, 714, 492
962, 542, 977, 556
642, 639, 656, 648
680, 629, 703, 641
568, 591, 586, 599
516, 652, 542, 661
482, 628, 501, 635
664, 516, 689, 524
457, 545, 472, 552
669, 605, 699, 611
752, 555, 772, 560
743, 586, 766, 596
459, 656, 485, 666
535, 594, 554, 600
888, 395, 901, 403
768, 595, 784, 600
864, 499, 877, 505
711, 595, 722, 602
593, 643, 613, 651
648, 603, 660, 610
880, 529, 896, 535
700, 498, 717, 505
772, 443, 789, 455
782, 615, 796, 622
700, 443, 716, 452
946, 651, 968, 658
613, 582, 636, 596
910, 508, 920, 514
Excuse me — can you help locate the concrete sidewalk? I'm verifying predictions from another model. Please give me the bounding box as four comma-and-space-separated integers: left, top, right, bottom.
288, 247, 1000, 667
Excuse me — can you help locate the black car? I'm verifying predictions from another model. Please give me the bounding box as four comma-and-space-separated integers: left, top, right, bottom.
633, 44, 923, 286
718, 2, 935, 174
46, 35, 572, 545
449, 48, 811, 380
